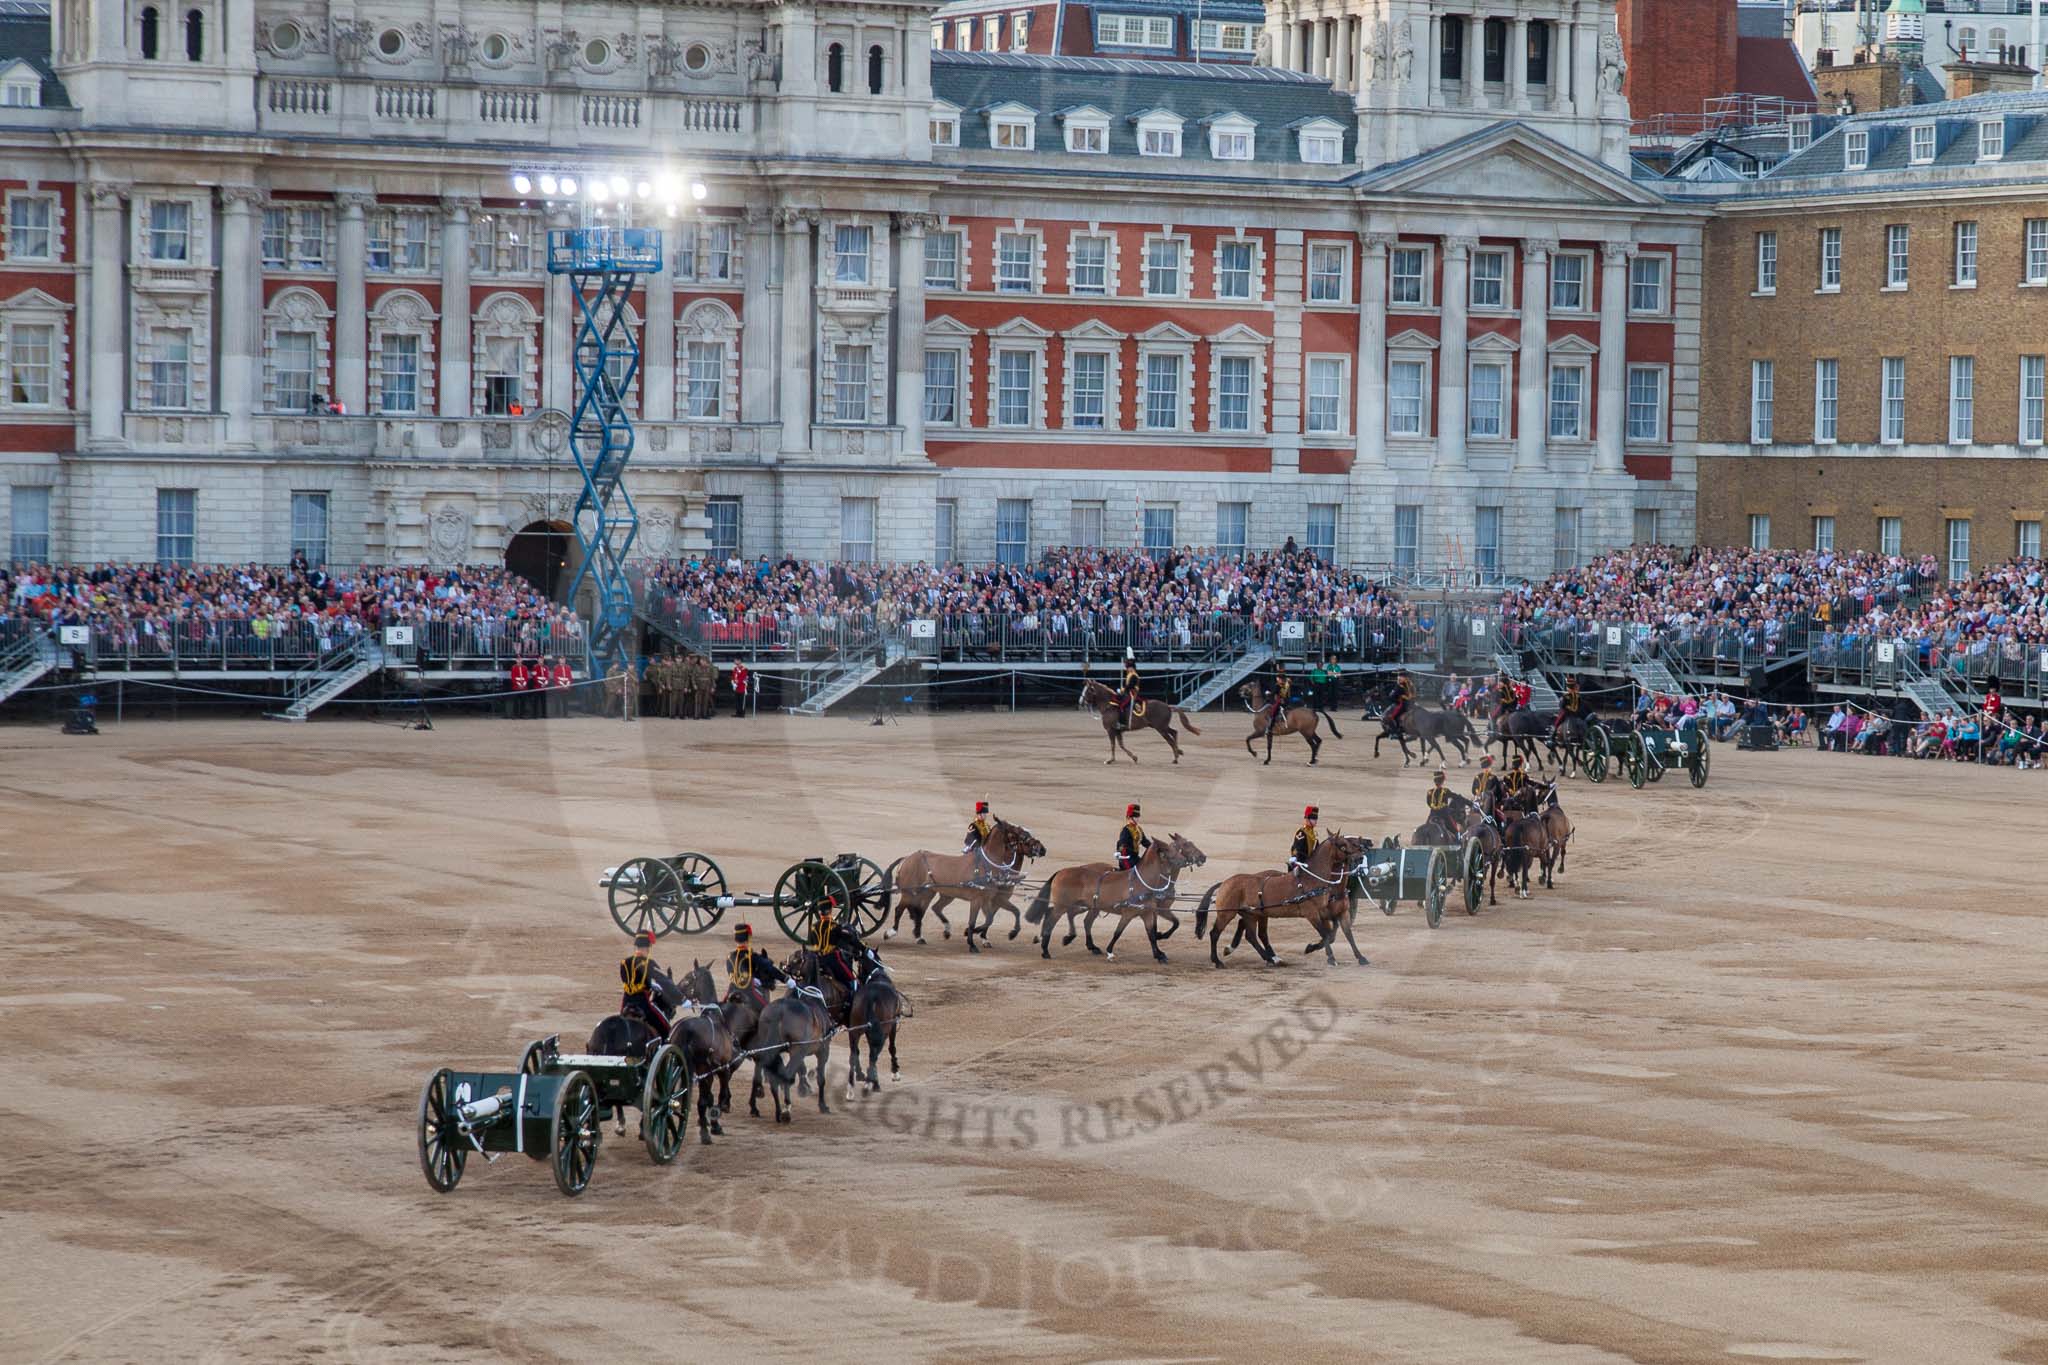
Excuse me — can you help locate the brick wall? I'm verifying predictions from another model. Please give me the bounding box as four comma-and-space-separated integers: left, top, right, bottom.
1618, 0, 1739, 121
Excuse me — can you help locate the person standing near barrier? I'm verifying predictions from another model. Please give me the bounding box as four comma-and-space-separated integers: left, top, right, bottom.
509, 656, 530, 720
731, 661, 750, 717
695, 654, 716, 719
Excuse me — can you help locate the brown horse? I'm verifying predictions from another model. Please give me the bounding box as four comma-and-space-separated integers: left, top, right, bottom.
1499, 812, 1554, 900
1192, 834, 1370, 968
1024, 835, 1203, 963
1535, 781, 1573, 878
843, 960, 908, 1100
748, 954, 835, 1123
885, 817, 1047, 951
667, 961, 736, 1145
1238, 680, 1343, 765
1079, 678, 1201, 764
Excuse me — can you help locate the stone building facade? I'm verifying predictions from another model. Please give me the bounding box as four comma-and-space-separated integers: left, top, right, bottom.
1695, 91, 2048, 575
0, 0, 1702, 579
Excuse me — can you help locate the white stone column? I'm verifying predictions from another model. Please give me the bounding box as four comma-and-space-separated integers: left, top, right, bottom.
1356, 232, 1391, 467
1438, 235, 1473, 468
218, 187, 261, 445
1280, 9, 1299, 70
1427, 13, 1443, 106
1310, 17, 1328, 80
642, 239, 676, 422
438, 195, 474, 418
1573, 20, 1598, 118
741, 205, 776, 423
86, 181, 126, 445
1546, 20, 1567, 109
1596, 242, 1629, 472
542, 205, 573, 413
334, 191, 371, 415
1516, 239, 1551, 468
1463, 12, 1483, 108
778, 207, 815, 453
893, 212, 929, 459
1509, 15, 1530, 110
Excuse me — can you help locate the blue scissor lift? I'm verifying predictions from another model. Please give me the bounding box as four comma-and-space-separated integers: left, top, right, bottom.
545, 226, 663, 675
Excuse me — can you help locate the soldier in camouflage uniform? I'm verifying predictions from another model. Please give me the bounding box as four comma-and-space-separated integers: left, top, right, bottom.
694, 654, 717, 720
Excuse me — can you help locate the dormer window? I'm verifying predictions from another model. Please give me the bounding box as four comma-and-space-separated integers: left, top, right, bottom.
1058, 105, 1110, 154
1207, 113, 1256, 161
929, 102, 960, 147
1294, 118, 1345, 165
1134, 111, 1184, 158
1099, 13, 1173, 48
0, 65, 39, 108
1844, 129, 1869, 170
986, 101, 1038, 150
1980, 119, 2005, 160
1909, 122, 1935, 164
1788, 117, 1812, 153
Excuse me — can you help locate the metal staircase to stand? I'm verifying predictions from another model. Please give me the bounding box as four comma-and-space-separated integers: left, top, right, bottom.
1628, 657, 1692, 704
0, 628, 59, 705
269, 637, 382, 721
1899, 654, 1973, 718
1177, 644, 1274, 712
1493, 651, 1561, 713
791, 639, 907, 716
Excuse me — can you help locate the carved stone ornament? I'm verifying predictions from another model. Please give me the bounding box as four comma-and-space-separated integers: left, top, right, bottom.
646, 425, 669, 452
1367, 19, 1392, 80
1393, 23, 1414, 83
332, 19, 369, 64
442, 26, 475, 67
533, 410, 570, 455
1599, 30, 1627, 97
429, 502, 473, 561
639, 507, 676, 556
647, 36, 682, 78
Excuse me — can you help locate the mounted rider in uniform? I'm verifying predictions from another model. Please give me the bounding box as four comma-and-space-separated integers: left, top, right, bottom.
1265, 658, 1294, 728
1471, 755, 1499, 813
619, 930, 672, 1044
1494, 672, 1519, 719
1552, 677, 1585, 739
809, 897, 873, 1005
724, 922, 788, 1011
1115, 803, 1150, 870
1290, 805, 1320, 870
1425, 768, 1456, 836
1386, 669, 1417, 738
1117, 651, 1142, 730
1501, 753, 1531, 810
963, 798, 995, 852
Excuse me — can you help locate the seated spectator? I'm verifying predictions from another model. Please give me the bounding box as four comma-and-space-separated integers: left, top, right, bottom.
1823, 705, 1847, 752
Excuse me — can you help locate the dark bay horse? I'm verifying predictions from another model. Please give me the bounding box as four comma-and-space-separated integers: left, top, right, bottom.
1238, 680, 1342, 765
1499, 811, 1555, 899
1367, 682, 1481, 767
749, 968, 834, 1124
587, 963, 686, 1061
1079, 678, 1201, 765
668, 961, 735, 1145
1490, 708, 1557, 770
886, 816, 1047, 950
844, 962, 908, 1099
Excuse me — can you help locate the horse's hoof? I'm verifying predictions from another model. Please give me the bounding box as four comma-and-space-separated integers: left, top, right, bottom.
1007, 929, 1019, 941
700, 1132, 714, 1145
1153, 953, 1168, 964
1062, 933, 1077, 946
777, 1112, 791, 1124
845, 1087, 855, 1103
914, 936, 926, 945
1040, 949, 1051, 960
890, 1069, 901, 1081
884, 928, 896, 940
941, 929, 951, 940
1104, 950, 1114, 960
1354, 956, 1371, 966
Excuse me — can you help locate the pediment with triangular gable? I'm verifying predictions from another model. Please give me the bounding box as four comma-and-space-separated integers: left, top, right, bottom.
1, 287, 71, 312
989, 316, 1053, 339
1547, 333, 1599, 356
1387, 328, 1439, 350
1062, 319, 1127, 342
1366, 123, 1665, 208
1208, 322, 1271, 347
926, 314, 976, 338
1469, 330, 1519, 353
1137, 321, 1199, 344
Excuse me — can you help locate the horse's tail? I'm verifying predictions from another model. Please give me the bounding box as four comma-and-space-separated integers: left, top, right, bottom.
1192, 882, 1219, 938
1318, 709, 1344, 739
760, 1042, 798, 1089
1023, 876, 1054, 925
1175, 707, 1202, 736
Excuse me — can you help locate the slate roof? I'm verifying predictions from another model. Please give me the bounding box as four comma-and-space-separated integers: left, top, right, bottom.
930, 49, 1355, 168
1768, 89, 2048, 180
0, 5, 68, 109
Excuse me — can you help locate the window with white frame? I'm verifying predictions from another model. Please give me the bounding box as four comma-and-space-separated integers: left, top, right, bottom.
481, 333, 525, 415
1066, 117, 1107, 153
708, 496, 742, 560
984, 16, 1000, 49
2, 70, 39, 107
691, 223, 736, 282
996, 232, 1036, 293
830, 344, 871, 421
1813, 514, 1835, 553
833, 225, 871, 284
992, 112, 1035, 149
1628, 253, 1666, 313
1216, 501, 1248, 554
1305, 356, 1344, 435
995, 498, 1031, 565
1469, 249, 1508, 309
1788, 118, 1813, 153
146, 328, 192, 409
157, 488, 196, 565
2020, 519, 2042, 560
1947, 517, 1972, 581
1625, 365, 1665, 443
9, 484, 50, 561
994, 348, 1036, 426
1142, 351, 1183, 429
1881, 356, 1906, 442
923, 230, 960, 289
1474, 505, 1503, 573
2023, 355, 2047, 446
1389, 357, 1429, 437
1215, 353, 1255, 433
1209, 115, 1255, 161
1307, 242, 1348, 303
147, 200, 190, 262
1909, 122, 1935, 164
1142, 505, 1175, 556
1393, 504, 1421, 572
1954, 221, 1978, 286
260, 205, 328, 271
291, 491, 329, 565
369, 209, 431, 273
1468, 359, 1508, 438
1071, 500, 1106, 547
1748, 513, 1771, 550
5, 194, 56, 261
3, 321, 56, 407
1299, 127, 1343, 164
1814, 358, 1839, 443
1755, 231, 1777, 293
684, 339, 725, 419
1949, 355, 1975, 443
955, 19, 972, 49
1632, 507, 1660, 547
1550, 251, 1588, 312
1216, 238, 1256, 300
1306, 503, 1338, 562
1137, 113, 1183, 157
923, 347, 959, 425
1011, 12, 1029, 50
839, 497, 877, 562
1390, 246, 1429, 307
1196, 19, 1254, 53
380, 333, 423, 414
472, 211, 542, 275
1844, 128, 1869, 170
935, 498, 957, 564
1553, 506, 1582, 573
2026, 219, 2048, 284
1750, 359, 1774, 442
1067, 349, 1109, 428
1070, 234, 1111, 295
1143, 237, 1184, 297
932, 23, 944, 49
267, 329, 314, 412
930, 109, 959, 147
1980, 119, 2005, 160
1818, 226, 1842, 291
1878, 515, 1901, 557
1547, 361, 1587, 440
1098, 14, 1172, 47
1885, 224, 1909, 288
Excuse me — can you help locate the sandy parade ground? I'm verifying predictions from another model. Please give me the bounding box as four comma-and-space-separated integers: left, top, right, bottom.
3, 707, 2047, 1365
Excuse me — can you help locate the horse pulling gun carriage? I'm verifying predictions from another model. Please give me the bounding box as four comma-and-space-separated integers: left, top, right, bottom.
601, 851, 892, 944
1354, 837, 1486, 929
1594, 719, 1709, 790
416, 1034, 693, 1197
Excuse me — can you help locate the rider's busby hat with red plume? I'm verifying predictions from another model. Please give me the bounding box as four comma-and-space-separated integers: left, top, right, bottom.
975, 799, 989, 814
734, 923, 752, 942
1125, 802, 1140, 819
632, 930, 656, 951
1303, 805, 1318, 820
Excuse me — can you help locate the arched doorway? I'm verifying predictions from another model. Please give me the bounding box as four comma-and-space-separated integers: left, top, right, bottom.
505, 520, 574, 600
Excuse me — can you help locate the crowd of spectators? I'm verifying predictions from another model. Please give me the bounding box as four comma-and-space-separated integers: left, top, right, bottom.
0, 558, 581, 660
1815, 691, 2044, 768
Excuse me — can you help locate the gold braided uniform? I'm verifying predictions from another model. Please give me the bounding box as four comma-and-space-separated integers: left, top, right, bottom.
1426, 786, 1453, 812
1290, 822, 1320, 863
620, 953, 652, 995
1472, 771, 1498, 802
